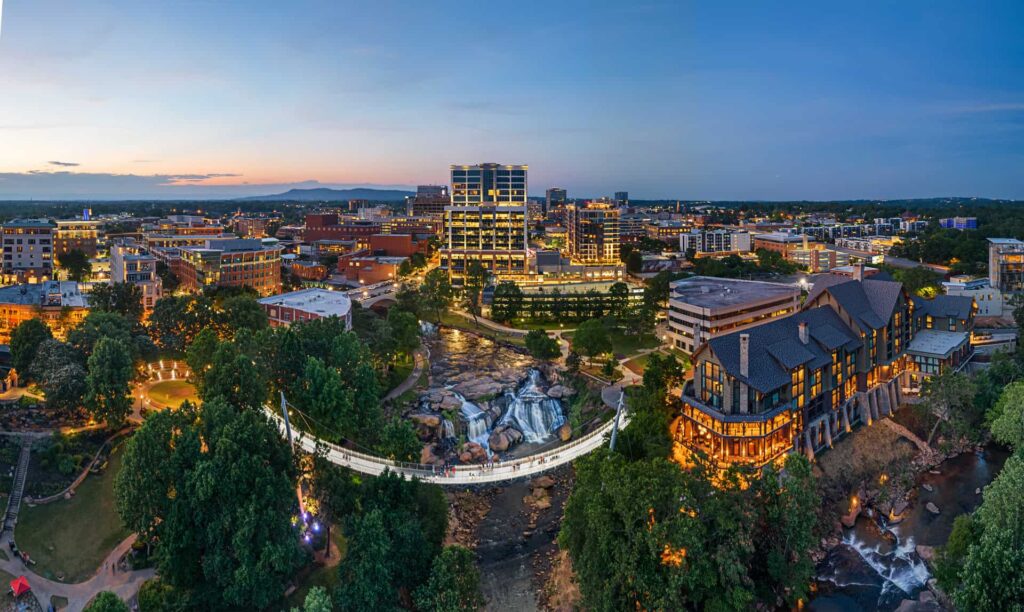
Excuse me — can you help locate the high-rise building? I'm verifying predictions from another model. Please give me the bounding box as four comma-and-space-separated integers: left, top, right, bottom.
988, 238, 1024, 293
545, 188, 567, 215
441, 206, 529, 280
565, 201, 620, 265
443, 163, 530, 282
1, 219, 55, 281
407, 185, 450, 217
614, 191, 629, 207
450, 163, 527, 205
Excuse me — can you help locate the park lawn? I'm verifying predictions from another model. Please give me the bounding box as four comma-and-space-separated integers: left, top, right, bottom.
564, 329, 661, 359
384, 355, 415, 396
147, 379, 198, 409
15, 444, 130, 583
438, 312, 527, 347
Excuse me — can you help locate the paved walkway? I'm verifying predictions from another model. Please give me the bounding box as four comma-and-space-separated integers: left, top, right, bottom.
448, 310, 529, 337
383, 347, 428, 403
0, 532, 155, 612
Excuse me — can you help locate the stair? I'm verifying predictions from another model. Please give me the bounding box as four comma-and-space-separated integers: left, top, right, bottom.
3, 439, 32, 533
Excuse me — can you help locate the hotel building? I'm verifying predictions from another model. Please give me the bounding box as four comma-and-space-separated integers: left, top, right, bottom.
406, 185, 451, 217
675, 270, 974, 468
565, 201, 620, 265
665, 277, 801, 353
178, 239, 282, 296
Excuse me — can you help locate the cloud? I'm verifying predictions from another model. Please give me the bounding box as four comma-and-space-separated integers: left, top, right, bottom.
938, 102, 1024, 115
48, 161, 80, 167
0, 170, 413, 200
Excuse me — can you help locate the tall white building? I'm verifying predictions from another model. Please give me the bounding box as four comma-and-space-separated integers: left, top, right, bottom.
110, 242, 163, 312
679, 229, 752, 255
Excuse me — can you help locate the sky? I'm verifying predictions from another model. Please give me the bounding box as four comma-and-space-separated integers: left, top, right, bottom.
0, 0, 1022, 201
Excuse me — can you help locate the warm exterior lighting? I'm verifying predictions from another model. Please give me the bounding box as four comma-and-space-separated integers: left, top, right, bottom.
660, 545, 687, 567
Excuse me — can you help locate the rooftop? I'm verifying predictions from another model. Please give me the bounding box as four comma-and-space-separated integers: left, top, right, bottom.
2, 218, 55, 228
0, 281, 88, 308
907, 329, 970, 358
669, 276, 799, 310
988, 237, 1024, 246
258, 288, 352, 319
754, 232, 806, 243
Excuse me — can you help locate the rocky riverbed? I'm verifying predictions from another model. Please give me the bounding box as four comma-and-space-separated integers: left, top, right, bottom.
406, 329, 577, 466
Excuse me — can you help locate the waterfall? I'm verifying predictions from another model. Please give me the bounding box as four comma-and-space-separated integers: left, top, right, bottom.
499, 369, 566, 443
420, 321, 438, 336
459, 396, 492, 452
840, 527, 929, 599
441, 418, 455, 440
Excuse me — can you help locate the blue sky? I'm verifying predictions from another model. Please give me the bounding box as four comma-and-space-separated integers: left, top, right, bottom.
0, 0, 1022, 200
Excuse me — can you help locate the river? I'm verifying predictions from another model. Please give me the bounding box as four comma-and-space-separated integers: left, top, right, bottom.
812, 445, 1011, 611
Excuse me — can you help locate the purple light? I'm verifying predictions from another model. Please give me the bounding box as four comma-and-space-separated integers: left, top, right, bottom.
304, 534, 311, 543
312, 521, 320, 532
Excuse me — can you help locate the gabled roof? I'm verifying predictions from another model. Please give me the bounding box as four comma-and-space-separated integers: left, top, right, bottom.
807, 276, 905, 333
705, 306, 859, 394
917, 295, 974, 320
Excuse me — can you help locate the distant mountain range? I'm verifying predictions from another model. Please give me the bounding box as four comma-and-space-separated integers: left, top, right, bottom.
238, 187, 414, 202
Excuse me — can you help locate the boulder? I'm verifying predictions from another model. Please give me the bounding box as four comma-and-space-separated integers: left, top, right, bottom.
420, 444, 440, 465
489, 430, 511, 453
840, 505, 861, 528
546, 384, 575, 399
558, 422, 573, 442
439, 394, 462, 410
892, 499, 909, 516
462, 442, 488, 463
926, 502, 940, 515
530, 475, 556, 489
916, 544, 936, 563
410, 413, 441, 428
975, 487, 981, 495
922, 483, 934, 492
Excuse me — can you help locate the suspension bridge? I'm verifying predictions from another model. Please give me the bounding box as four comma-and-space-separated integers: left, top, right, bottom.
264, 387, 629, 485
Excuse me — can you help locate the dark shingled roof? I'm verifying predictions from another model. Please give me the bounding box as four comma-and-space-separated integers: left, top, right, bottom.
917, 295, 974, 320
808, 276, 905, 333
706, 307, 859, 394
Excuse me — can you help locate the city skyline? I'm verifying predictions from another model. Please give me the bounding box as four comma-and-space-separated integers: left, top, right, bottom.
1, 1, 1023, 200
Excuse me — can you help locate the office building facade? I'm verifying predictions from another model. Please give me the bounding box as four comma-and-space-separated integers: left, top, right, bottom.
988, 238, 1024, 294
545, 188, 567, 215
407, 185, 451, 217
54, 220, 102, 258
679, 229, 752, 255
110, 242, 163, 313
178, 239, 282, 296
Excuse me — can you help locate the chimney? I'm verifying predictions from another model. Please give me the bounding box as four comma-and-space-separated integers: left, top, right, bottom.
798, 321, 809, 344
854, 262, 864, 281
739, 334, 750, 377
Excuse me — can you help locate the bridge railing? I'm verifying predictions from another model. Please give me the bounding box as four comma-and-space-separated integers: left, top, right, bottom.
263, 394, 628, 482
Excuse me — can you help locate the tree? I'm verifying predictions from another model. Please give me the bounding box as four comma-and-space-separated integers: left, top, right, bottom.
607, 282, 630, 319
420, 269, 454, 323
149, 295, 217, 352
297, 586, 333, 612
41, 362, 87, 414
920, 370, 978, 445
218, 295, 268, 337
933, 514, 978, 593
572, 319, 612, 364
309, 452, 361, 557
184, 327, 220, 393
90, 282, 144, 322
58, 248, 92, 282
69, 311, 152, 362
1010, 293, 1024, 334
626, 249, 643, 274
156, 260, 180, 293
144, 399, 305, 610
336, 510, 400, 612
490, 281, 524, 323
413, 546, 485, 612
85, 337, 135, 425
83, 591, 129, 612
387, 309, 421, 358
376, 419, 421, 462
893, 266, 942, 298
750, 454, 818, 607
462, 261, 489, 324
10, 318, 52, 378
116, 408, 189, 542
990, 381, 1024, 450
201, 342, 267, 411
955, 453, 1024, 610
524, 330, 560, 360
296, 357, 356, 440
